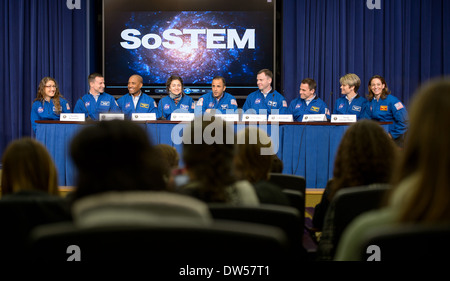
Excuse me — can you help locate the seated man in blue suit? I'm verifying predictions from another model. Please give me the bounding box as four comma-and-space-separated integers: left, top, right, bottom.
117, 74, 159, 120
288, 78, 330, 121
73, 73, 120, 120
242, 69, 288, 115
195, 76, 238, 115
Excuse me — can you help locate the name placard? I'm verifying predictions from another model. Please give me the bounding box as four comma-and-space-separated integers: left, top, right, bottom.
171, 113, 195, 122
302, 114, 327, 122
242, 114, 268, 122
131, 113, 157, 121
60, 113, 85, 122
330, 114, 357, 123
268, 114, 294, 122
99, 113, 125, 121
215, 114, 239, 122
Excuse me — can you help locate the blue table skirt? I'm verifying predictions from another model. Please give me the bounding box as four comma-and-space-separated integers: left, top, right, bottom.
36, 121, 389, 189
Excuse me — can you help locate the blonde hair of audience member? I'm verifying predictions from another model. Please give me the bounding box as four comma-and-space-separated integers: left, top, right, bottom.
34, 77, 64, 114
328, 119, 397, 200
390, 78, 450, 223
235, 127, 274, 183
1, 138, 59, 196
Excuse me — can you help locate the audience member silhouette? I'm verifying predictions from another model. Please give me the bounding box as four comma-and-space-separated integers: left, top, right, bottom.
335, 78, 450, 260
1, 137, 60, 197
314, 119, 398, 260
313, 119, 398, 231
234, 127, 290, 206
178, 116, 259, 205
0, 138, 71, 260
154, 144, 180, 189
69, 120, 211, 227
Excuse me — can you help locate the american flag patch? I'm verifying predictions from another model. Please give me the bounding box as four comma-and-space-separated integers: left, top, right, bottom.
283, 100, 287, 107
231, 99, 237, 106
394, 102, 404, 110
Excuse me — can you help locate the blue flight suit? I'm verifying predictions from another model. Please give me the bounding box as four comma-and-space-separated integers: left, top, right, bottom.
117, 93, 160, 120
367, 94, 408, 139
73, 92, 120, 121
333, 95, 369, 120
195, 92, 238, 114
242, 89, 288, 115
288, 95, 331, 121
31, 98, 71, 133
158, 95, 195, 120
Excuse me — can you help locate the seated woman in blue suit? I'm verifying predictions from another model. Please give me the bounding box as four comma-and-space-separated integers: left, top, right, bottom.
366, 75, 408, 147
334, 73, 369, 120
30, 77, 71, 134
157, 75, 194, 120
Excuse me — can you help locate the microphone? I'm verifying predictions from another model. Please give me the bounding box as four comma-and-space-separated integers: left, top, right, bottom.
268, 91, 275, 115
157, 96, 166, 120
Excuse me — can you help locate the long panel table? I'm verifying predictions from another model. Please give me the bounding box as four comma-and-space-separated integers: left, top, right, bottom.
36, 121, 390, 189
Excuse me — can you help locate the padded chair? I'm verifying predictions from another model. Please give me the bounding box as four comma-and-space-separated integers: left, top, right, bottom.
317, 184, 391, 260
268, 173, 306, 219
268, 173, 306, 195
281, 189, 305, 225
0, 195, 72, 260
359, 223, 450, 261
208, 204, 306, 260
28, 220, 289, 261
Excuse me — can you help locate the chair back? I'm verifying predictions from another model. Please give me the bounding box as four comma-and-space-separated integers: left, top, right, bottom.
331, 184, 390, 241
317, 184, 391, 260
29, 220, 289, 261
208, 204, 306, 260
268, 173, 306, 194
359, 223, 450, 261
281, 189, 305, 226
268, 173, 306, 224
0, 196, 72, 260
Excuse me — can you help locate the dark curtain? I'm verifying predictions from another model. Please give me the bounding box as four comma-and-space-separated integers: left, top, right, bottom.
0, 0, 87, 158
282, 0, 450, 110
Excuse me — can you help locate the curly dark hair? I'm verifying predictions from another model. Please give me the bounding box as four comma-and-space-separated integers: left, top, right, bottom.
328, 119, 398, 200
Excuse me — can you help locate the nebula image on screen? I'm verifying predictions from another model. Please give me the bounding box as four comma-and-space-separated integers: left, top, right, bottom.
104, 11, 273, 87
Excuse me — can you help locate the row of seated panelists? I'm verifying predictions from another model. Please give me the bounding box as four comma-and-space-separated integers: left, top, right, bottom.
28, 220, 289, 261
208, 204, 306, 260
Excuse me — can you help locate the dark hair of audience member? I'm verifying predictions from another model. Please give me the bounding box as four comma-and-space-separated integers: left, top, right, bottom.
154, 144, 180, 179
390, 79, 450, 223
235, 127, 273, 183
328, 119, 397, 200
1, 137, 59, 196
271, 154, 284, 173
182, 116, 236, 202
69, 120, 166, 201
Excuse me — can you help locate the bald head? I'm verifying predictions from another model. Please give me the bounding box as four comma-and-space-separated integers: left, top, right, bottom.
128, 75, 143, 96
